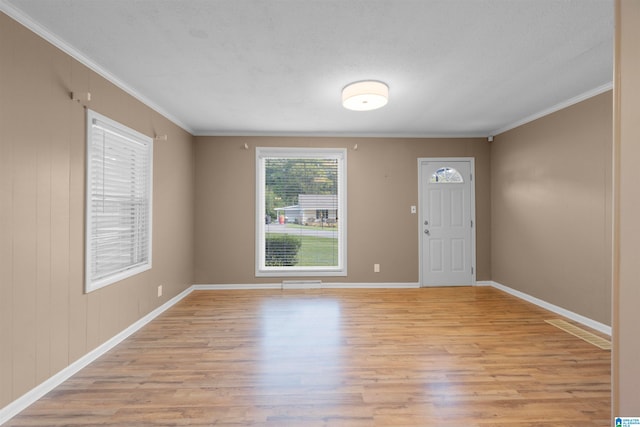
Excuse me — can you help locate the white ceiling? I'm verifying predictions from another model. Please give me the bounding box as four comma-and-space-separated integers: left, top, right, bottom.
1, 0, 613, 137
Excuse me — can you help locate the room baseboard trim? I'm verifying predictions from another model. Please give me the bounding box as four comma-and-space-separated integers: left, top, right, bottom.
487, 281, 611, 336
0, 286, 194, 426
192, 283, 282, 290
321, 282, 421, 289
193, 282, 421, 290
474, 281, 493, 286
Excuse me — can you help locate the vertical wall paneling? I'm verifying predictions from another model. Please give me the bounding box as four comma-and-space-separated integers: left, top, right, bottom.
0, 11, 195, 409
0, 11, 15, 406
34, 27, 53, 385
66, 60, 90, 366
11, 21, 40, 399
613, 0, 640, 414
48, 44, 72, 377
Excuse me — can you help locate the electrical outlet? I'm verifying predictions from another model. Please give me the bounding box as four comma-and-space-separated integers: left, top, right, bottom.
157, 285, 163, 297
411, 205, 416, 214
374, 264, 380, 273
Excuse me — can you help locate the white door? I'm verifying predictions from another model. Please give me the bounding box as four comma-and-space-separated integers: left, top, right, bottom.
419, 159, 475, 286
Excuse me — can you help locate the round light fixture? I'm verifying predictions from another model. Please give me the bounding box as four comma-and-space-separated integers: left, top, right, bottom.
342, 80, 389, 111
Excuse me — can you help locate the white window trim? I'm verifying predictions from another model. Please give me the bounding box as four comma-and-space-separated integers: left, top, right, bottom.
85, 109, 153, 293
255, 147, 347, 277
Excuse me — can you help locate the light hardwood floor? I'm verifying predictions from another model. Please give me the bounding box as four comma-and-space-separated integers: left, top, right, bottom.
5, 287, 611, 426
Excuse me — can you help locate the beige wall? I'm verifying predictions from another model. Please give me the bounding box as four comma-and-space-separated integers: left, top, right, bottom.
0, 12, 195, 408
613, 0, 640, 414
491, 91, 613, 326
194, 136, 491, 284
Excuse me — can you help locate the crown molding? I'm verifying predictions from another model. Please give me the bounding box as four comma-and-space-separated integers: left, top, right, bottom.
0, 1, 194, 134
490, 82, 613, 137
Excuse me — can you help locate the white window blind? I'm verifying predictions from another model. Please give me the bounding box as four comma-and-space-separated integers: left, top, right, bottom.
256, 147, 347, 276
85, 110, 153, 292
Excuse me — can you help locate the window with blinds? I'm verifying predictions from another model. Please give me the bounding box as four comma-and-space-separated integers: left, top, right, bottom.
85, 110, 153, 292
256, 147, 347, 276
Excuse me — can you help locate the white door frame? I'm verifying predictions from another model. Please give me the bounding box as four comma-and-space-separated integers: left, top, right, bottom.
418, 157, 476, 286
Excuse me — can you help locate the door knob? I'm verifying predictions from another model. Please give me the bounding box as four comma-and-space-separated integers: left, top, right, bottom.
424, 229, 430, 235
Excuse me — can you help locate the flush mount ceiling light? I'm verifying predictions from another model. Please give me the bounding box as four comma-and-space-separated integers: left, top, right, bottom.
342, 80, 389, 111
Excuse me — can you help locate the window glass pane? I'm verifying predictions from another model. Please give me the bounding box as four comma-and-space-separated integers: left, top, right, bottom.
257, 148, 346, 276
430, 167, 464, 183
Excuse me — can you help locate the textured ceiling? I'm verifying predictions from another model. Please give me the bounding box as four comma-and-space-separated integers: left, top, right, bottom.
1, 0, 613, 137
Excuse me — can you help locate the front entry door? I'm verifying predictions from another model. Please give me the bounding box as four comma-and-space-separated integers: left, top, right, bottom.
419, 159, 475, 286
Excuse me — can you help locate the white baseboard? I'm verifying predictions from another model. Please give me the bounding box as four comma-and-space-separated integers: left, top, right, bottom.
321, 282, 420, 289
486, 280, 611, 336
192, 283, 282, 290
474, 280, 493, 286
0, 286, 194, 426
193, 282, 421, 290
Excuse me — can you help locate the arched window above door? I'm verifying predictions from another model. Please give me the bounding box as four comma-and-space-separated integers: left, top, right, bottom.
429, 167, 464, 183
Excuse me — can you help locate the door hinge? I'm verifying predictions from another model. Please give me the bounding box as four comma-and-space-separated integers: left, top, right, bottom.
470, 173, 473, 181
471, 220, 473, 227
471, 266, 474, 275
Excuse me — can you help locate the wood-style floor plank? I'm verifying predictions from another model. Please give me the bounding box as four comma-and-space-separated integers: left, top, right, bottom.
5, 287, 611, 426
